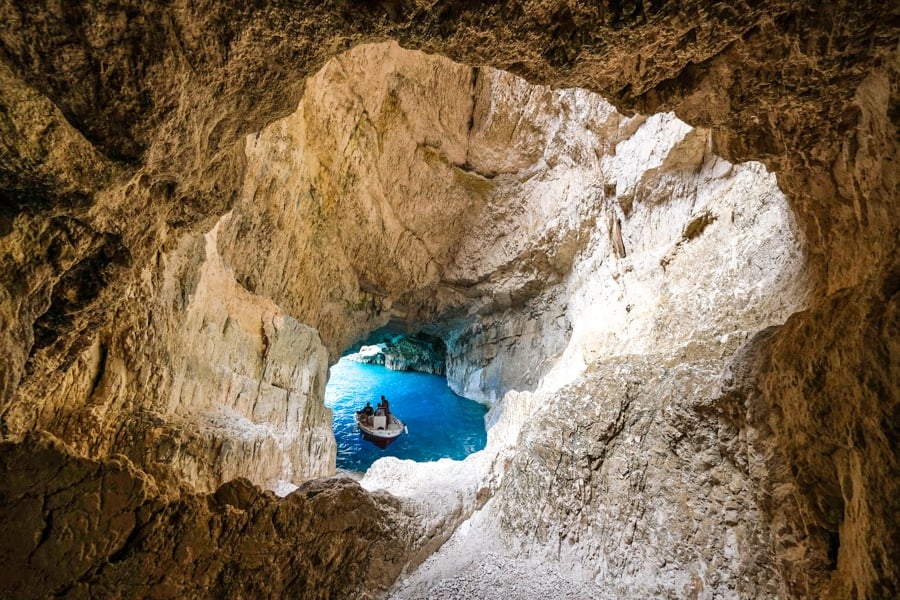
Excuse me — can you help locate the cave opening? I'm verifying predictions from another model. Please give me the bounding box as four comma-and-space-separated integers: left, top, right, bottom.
211, 41, 811, 509
324, 329, 489, 473
246, 42, 817, 596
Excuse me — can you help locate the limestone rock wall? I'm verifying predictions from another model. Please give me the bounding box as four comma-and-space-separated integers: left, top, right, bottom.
409, 75, 809, 598
149, 217, 335, 491
756, 278, 899, 598
217, 42, 481, 359
219, 49, 805, 406
494, 352, 775, 598
3, 211, 335, 493
444, 84, 808, 404
382, 337, 446, 375
216, 43, 811, 599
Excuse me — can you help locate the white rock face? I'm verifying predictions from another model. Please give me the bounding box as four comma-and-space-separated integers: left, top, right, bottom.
445, 78, 807, 406
160, 215, 335, 490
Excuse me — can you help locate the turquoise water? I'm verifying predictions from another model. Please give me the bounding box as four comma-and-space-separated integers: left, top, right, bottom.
324, 358, 489, 472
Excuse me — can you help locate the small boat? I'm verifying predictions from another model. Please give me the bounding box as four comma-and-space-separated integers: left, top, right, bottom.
355, 410, 408, 449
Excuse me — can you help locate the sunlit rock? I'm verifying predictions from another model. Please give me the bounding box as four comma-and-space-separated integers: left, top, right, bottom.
347, 344, 388, 366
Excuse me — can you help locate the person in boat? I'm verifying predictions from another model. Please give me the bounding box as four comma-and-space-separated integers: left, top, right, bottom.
377, 395, 390, 418
357, 401, 374, 426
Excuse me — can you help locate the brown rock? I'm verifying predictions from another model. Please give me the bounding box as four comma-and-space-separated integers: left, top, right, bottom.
0, 432, 415, 599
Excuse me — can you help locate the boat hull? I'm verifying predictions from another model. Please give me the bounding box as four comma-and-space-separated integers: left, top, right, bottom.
360, 430, 397, 449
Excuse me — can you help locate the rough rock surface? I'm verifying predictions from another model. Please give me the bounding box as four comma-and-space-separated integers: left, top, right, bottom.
388, 502, 611, 600
0, 2, 896, 599
495, 351, 778, 598
0, 432, 415, 599
347, 344, 389, 367
3, 210, 336, 493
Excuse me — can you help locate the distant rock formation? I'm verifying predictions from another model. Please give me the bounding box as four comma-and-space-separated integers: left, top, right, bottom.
383, 335, 446, 375
348, 334, 447, 375
347, 344, 387, 366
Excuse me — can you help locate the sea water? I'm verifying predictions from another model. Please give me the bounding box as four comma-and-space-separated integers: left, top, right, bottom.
324, 358, 489, 472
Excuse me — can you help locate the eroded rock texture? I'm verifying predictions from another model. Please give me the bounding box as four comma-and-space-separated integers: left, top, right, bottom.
3, 205, 335, 494
0, 1, 896, 598
0, 432, 413, 599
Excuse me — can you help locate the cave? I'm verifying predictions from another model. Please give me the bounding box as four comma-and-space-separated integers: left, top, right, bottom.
0, 3, 897, 599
